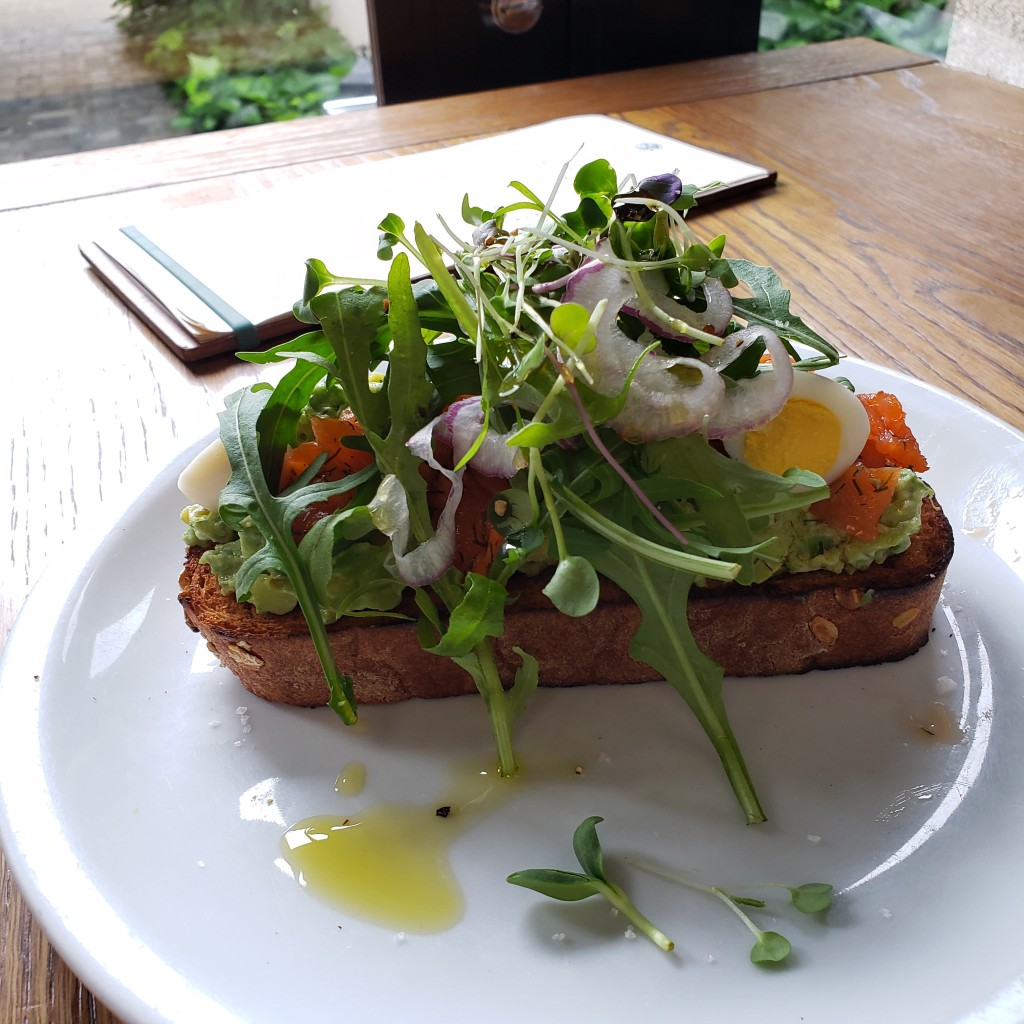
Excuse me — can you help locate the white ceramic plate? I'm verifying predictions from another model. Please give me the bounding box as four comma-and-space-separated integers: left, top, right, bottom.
2, 361, 1024, 1024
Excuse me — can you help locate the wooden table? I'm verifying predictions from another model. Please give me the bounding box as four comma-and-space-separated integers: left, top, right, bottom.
1, 38, 1021, 1024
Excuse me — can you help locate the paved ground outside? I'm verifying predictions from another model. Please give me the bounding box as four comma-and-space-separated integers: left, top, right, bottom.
0, 0, 373, 165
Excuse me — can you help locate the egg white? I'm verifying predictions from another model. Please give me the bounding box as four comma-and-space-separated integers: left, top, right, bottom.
178, 437, 231, 511
722, 371, 870, 483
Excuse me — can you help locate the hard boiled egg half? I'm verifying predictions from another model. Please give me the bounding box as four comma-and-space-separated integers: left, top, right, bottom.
722, 371, 870, 484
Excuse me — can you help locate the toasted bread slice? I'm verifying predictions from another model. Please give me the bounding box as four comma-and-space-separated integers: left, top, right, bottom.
179, 499, 954, 707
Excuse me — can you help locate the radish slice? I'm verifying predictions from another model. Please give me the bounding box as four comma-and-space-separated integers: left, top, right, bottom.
704, 326, 795, 440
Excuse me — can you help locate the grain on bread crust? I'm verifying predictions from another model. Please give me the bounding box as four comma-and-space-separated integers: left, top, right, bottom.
179, 499, 954, 707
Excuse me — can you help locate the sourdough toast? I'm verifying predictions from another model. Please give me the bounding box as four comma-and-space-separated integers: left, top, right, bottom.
179, 499, 954, 707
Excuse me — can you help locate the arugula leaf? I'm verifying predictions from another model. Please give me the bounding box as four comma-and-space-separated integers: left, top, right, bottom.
308, 283, 390, 439
641, 434, 828, 507
380, 254, 435, 450
414, 285, 468, 338
235, 329, 335, 369
294, 258, 387, 324
217, 386, 379, 724
582, 546, 765, 824
637, 434, 829, 584
729, 258, 839, 368
427, 573, 506, 658
504, 645, 539, 722
426, 336, 482, 405
253, 358, 329, 488
306, 251, 527, 777
299, 504, 404, 619
554, 484, 741, 580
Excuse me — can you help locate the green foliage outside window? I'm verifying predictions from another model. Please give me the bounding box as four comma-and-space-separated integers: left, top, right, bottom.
113, 0, 951, 135
113, 0, 356, 132
759, 0, 950, 58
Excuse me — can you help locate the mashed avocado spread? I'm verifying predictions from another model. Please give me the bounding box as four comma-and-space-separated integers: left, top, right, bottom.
182, 470, 932, 616
181, 506, 403, 618
766, 469, 931, 575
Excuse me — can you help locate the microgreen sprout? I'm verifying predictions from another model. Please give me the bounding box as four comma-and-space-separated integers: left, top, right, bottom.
629, 858, 833, 965
507, 816, 675, 952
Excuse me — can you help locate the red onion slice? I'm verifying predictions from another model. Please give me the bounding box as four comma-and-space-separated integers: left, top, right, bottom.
368, 418, 462, 586
704, 326, 795, 440
440, 396, 527, 478
700, 324, 763, 372
451, 400, 527, 478
567, 254, 725, 441
532, 256, 602, 295
640, 271, 733, 337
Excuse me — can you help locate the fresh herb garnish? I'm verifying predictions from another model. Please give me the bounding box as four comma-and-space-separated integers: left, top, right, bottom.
508, 816, 833, 963
728, 258, 838, 369
213, 155, 845, 820
630, 857, 834, 964
507, 816, 675, 952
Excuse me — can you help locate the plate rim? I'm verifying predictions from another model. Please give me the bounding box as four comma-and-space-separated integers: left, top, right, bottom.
2, 359, 1024, 1024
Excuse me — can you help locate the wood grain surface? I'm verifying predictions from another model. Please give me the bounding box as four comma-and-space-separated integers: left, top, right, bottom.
0, 37, 930, 212
2, 39, 1022, 1024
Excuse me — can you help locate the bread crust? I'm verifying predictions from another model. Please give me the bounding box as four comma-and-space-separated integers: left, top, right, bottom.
179, 499, 954, 707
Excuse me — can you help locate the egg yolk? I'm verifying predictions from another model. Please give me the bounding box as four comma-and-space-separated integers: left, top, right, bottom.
741, 398, 841, 477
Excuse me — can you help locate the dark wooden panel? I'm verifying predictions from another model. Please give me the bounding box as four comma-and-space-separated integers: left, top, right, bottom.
568, 0, 762, 75
367, 0, 763, 104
